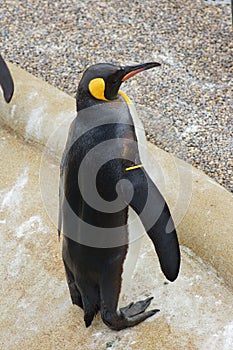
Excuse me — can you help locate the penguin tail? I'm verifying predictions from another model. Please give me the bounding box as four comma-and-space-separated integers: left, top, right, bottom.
122, 167, 180, 282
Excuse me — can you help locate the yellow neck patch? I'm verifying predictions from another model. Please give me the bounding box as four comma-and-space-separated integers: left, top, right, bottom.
88, 78, 109, 101
118, 90, 131, 105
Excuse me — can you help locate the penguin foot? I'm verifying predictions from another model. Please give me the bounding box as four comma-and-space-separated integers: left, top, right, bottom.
120, 297, 159, 318
101, 297, 159, 331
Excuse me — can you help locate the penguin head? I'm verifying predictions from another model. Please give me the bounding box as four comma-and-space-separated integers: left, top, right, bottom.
76, 62, 161, 110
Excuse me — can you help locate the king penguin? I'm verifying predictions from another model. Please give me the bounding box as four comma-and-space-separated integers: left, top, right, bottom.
0, 54, 14, 103
59, 62, 180, 331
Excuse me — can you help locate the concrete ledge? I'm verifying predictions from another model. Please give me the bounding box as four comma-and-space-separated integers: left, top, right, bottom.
1, 63, 232, 290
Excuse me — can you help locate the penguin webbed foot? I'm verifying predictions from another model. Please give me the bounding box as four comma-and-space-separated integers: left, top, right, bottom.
101, 297, 159, 331
120, 296, 159, 318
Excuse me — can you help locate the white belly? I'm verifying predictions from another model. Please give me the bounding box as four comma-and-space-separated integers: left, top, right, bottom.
120, 207, 146, 299
127, 101, 148, 169
120, 99, 149, 299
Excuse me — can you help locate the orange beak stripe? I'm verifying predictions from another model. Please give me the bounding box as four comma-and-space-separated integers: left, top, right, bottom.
122, 68, 145, 81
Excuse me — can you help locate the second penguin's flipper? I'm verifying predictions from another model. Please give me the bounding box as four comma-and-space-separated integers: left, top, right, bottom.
0, 55, 14, 103
123, 168, 180, 282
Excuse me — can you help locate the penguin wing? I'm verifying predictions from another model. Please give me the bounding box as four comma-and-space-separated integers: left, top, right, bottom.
58, 176, 63, 240
58, 119, 76, 240
58, 151, 67, 240
122, 168, 180, 281
58, 172, 63, 240
0, 55, 14, 103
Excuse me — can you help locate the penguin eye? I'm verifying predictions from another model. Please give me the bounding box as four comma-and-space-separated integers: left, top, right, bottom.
110, 70, 121, 85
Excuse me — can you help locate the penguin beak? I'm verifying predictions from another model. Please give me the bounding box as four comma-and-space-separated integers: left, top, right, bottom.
121, 62, 161, 82
104, 62, 161, 101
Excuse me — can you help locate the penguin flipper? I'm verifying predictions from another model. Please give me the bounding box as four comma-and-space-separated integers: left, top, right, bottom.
58, 154, 65, 240
58, 179, 62, 240
123, 168, 180, 282
0, 55, 14, 103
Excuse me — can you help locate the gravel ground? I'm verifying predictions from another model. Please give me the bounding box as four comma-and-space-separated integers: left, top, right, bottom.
0, 0, 232, 192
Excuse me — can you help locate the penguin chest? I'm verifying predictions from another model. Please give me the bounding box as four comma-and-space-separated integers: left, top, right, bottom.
117, 94, 148, 168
